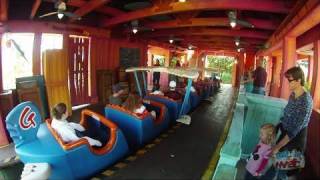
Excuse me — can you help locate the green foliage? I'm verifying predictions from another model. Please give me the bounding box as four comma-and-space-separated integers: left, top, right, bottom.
304, 81, 311, 92
170, 56, 178, 67
206, 56, 235, 84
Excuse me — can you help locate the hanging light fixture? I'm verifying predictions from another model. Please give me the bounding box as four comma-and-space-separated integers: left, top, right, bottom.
57, 13, 64, 19
179, 0, 186, 2
237, 48, 241, 52
230, 19, 236, 28
132, 27, 138, 34
169, 39, 174, 44
235, 38, 240, 46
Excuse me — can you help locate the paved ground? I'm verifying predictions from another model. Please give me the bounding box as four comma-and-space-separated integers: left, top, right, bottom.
92, 84, 237, 179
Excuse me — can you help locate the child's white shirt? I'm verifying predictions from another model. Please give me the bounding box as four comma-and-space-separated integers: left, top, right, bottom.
134, 105, 146, 114
185, 86, 196, 92
134, 105, 156, 118
51, 118, 101, 147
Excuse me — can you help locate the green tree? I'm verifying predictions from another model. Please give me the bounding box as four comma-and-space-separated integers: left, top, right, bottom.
206, 56, 235, 84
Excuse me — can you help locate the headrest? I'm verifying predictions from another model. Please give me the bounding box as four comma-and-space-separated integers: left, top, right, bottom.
6, 101, 42, 147
169, 81, 176, 89
112, 83, 123, 93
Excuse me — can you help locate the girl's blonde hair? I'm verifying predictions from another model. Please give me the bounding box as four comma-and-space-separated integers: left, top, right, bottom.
122, 93, 142, 112
261, 123, 276, 145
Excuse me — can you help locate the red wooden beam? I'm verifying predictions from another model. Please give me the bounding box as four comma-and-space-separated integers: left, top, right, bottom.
0, 0, 8, 21
30, 0, 41, 19
5, 20, 111, 38
98, 6, 124, 16
71, 0, 110, 21
142, 28, 271, 39
66, 0, 123, 17
101, 0, 291, 27
67, 0, 124, 16
146, 17, 278, 30
154, 36, 266, 45
244, 18, 279, 30
181, 42, 257, 50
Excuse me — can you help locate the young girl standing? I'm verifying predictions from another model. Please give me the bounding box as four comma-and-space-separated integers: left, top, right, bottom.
245, 123, 276, 179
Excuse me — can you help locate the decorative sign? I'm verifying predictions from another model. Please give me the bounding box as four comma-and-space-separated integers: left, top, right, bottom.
274, 150, 305, 170
19, 106, 37, 130
119, 48, 140, 68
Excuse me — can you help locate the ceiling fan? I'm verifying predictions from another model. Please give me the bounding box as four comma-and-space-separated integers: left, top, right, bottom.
39, 0, 80, 20
130, 20, 153, 34
228, 11, 254, 28
168, 35, 183, 44
187, 44, 197, 50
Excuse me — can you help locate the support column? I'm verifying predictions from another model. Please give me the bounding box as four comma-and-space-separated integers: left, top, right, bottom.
231, 61, 237, 87
32, 32, 41, 75
265, 56, 273, 96
236, 52, 244, 87
311, 40, 320, 108
245, 52, 255, 72
280, 36, 297, 99
307, 55, 313, 86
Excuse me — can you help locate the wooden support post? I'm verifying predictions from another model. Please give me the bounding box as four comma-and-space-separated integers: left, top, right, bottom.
236, 52, 245, 87
0, 0, 8, 22
311, 40, 320, 108
280, 36, 296, 99
32, 32, 42, 75
245, 52, 255, 72
307, 55, 313, 86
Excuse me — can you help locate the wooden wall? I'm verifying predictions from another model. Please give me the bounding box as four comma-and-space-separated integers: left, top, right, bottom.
90, 37, 148, 101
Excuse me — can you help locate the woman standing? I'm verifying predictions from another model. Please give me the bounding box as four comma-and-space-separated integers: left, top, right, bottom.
263, 66, 313, 180
153, 59, 161, 91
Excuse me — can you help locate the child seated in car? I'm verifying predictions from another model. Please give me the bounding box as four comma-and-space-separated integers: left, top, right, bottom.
164, 81, 182, 100
122, 93, 156, 119
51, 103, 102, 147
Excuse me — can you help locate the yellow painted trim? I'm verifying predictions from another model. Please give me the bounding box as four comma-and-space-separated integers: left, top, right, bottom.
201, 91, 238, 180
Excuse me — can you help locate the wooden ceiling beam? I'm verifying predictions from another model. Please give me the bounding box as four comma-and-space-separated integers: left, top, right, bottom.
0, 0, 8, 21
71, 0, 110, 21
154, 36, 265, 46
69, 0, 124, 16
53, 0, 124, 17
141, 28, 271, 39
101, 0, 291, 27
145, 17, 278, 30
30, 0, 41, 19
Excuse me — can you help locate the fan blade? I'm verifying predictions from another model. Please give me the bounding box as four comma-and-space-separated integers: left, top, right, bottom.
237, 19, 254, 28
131, 20, 139, 27
64, 12, 81, 19
228, 11, 236, 19
39, 12, 58, 18
174, 38, 183, 41
138, 26, 153, 31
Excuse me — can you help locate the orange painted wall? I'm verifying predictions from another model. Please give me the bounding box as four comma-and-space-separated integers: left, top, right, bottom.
147, 45, 170, 67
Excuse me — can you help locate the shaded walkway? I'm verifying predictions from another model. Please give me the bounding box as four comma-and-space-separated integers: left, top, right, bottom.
98, 84, 237, 179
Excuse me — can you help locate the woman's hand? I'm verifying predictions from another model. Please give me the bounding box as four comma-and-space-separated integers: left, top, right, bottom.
271, 145, 280, 156
254, 172, 262, 177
